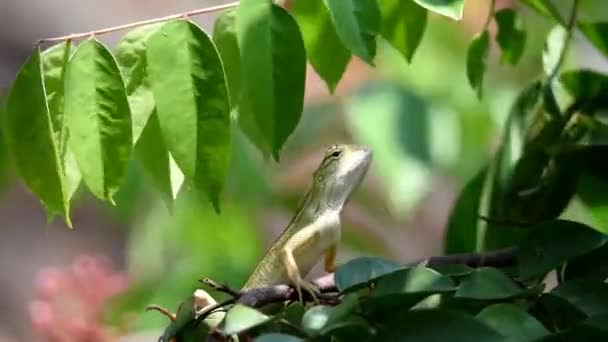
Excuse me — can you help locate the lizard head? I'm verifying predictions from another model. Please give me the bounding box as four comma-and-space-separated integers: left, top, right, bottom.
312, 144, 372, 209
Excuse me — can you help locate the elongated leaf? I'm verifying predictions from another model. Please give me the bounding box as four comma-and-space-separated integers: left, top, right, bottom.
377, 309, 503, 341
477, 303, 549, 342
41, 42, 81, 199
560, 69, 608, 113
445, 166, 487, 253
466, 30, 489, 99
495, 9, 526, 65
224, 304, 273, 336
237, 0, 306, 159
147, 20, 231, 211
115, 23, 162, 143
455, 267, 524, 300
576, 172, 608, 234
335, 257, 403, 292
64, 39, 132, 203
4, 47, 70, 225
520, 0, 566, 26
518, 220, 608, 279
414, 0, 464, 20
323, 0, 380, 64
380, 0, 427, 63
552, 276, 608, 316
292, 0, 350, 92
578, 22, 608, 59
213, 10, 242, 109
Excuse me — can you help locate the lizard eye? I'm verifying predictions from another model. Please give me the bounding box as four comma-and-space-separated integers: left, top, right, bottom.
330, 150, 342, 158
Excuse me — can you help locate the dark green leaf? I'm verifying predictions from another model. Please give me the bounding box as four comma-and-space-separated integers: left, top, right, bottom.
559, 313, 608, 340
323, 0, 380, 64
466, 30, 489, 99
560, 69, 608, 113
159, 296, 207, 342
237, 0, 306, 159
564, 243, 608, 281
64, 39, 132, 204
578, 22, 608, 59
41, 42, 81, 200
223, 304, 273, 336
529, 293, 587, 332
301, 296, 359, 335
444, 166, 487, 253
476, 303, 549, 341
380, 0, 427, 63
3, 47, 71, 225
576, 172, 608, 234
254, 334, 303, 342
213, 10, 242, 109
430, 263, 473, 276
518, 220, 608, 279
335, 257, 403, 292
376, 309, 503, 341
114, 23, 161, 143
292, 0, 350, 93
147, 20, 231, 212
413, 0, 464, 20
520, 0, 566, 26
455, 267, 524, 300
494, 9, 526, 65
552, 276, 608, 316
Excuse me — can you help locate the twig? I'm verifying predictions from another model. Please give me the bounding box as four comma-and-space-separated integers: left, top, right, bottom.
36, 1, 239, 45
413, 246, 519, 268
482, 0, 497, 30
146, 304, 176, 321
547, 0, 579, 81
199, 278, 242, 298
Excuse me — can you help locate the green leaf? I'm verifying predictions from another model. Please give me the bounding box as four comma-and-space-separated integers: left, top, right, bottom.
430, 263, 473, 277
444, 166, 487, 253
520, 0, 566, 26
147, 20, 231, 212
64, 39, 132, 204
292, 0, 350, 92
552, 276, 608, 316
213, 10, 242, 109
494, 9, 526, 65
114, 23, 162, 143
518, 220, 608, 279
455, 267, 524, 300
3, 47, 70, 225
413, 0, 465, 20
477, 303, 550, 342
559, 313, 608, 340
560, 69, 608, 113
377, 309, 503, 341
135, 111, 180, 210
578, 22, 608, 59
577, 172, 608, 234
41, 42, 81, 200
323, 0, 380, 64
223, 304, 273, 336
237, 0, 306, 159
529, 293, 587, 332
301, 294, 358, 334
254, 334, 303, 342
543, 25, 567, 76
380, 0, 427, 63
335, 257, 403, 292
466, 30, 490, 99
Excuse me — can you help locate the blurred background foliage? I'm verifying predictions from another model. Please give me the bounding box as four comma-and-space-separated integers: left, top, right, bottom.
0, 0, 607, 340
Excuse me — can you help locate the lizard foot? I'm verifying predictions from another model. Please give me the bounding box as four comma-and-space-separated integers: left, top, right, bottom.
294, 278, 321, 304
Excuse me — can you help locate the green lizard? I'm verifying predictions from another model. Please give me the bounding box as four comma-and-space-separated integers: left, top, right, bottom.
182, 144, 372, 335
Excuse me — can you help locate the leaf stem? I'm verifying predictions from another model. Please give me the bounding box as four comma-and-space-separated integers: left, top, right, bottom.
483, 0, 496, 30
548, 0, 579, 80
36, 1, 239, 45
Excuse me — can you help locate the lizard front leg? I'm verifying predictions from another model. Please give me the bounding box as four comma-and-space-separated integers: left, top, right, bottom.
324, 244, 337, 273
280, 227, 323, 304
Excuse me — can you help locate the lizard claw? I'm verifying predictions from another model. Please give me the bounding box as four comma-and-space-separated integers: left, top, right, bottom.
294, 278, 321, 304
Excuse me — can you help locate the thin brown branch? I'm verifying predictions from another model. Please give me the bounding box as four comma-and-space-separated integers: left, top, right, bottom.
145, 304, 176, 321
36, 1, 239, 45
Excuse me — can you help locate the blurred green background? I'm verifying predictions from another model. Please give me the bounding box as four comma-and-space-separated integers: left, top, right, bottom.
0, 0, 607, 340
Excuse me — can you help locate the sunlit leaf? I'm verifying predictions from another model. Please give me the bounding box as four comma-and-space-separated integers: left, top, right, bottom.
466, 30, 489, 99
323, 0, 380, 64
518, 220, 608, 279
578, 22, 608, 59
213, 10, 242, 109
560, 69, 608, 113
380, 0, 427, 63
413, 0, 465, 20
147, 20, 231, 212
237, 0, 306, 159
495, 9, 526, 65
477, 303, 549, 342
455, 268, 524, 300
445, 166, 487, 253
223, 304, 273, 336
543, 25, 567, 76
4, 47, 70, 225
335, 257, 403, 292
292, 0, 350, 92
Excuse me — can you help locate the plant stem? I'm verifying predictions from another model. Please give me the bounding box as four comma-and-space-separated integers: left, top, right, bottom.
548, 0, 580, 80
483, 0, 497, 30
36, 1, 239, 45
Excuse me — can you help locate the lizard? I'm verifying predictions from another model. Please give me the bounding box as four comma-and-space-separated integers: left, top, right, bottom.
194, 144, 372, 331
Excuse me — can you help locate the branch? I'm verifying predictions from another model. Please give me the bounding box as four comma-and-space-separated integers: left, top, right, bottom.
36, 1, 239, 45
